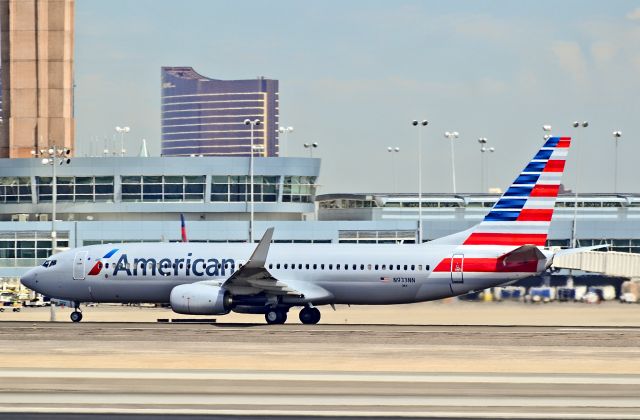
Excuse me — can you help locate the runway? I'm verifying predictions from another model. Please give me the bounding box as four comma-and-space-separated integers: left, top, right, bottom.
0, 322, 639, 418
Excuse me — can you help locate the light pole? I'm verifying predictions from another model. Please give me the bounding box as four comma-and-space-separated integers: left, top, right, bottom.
412, 120, 428, 244
244, 118, 262, 243
387, 146, 400, 193
31, 145, 71, 322
303, 142, 318, 158
571, 121, 588, 248
612, 131, 622, 193
277, 126, 294, 157
444, 131, 460, 194
115, 126, 130, 157
31, 146, 72, 255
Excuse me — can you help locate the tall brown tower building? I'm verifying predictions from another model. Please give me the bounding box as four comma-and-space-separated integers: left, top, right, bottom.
0, 0, 75, 158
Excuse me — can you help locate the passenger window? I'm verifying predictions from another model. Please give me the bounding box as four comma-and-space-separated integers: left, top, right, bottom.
284, 264, 288, 269
426, 265, 430, 271
320, 264, 324, 270
306, 264, 310, 269
298, 264, 302, 269
403, 265, 408, 270
180, 263, 184, 269
329, 264, 333, 270
276, 264, 281, 269
411, 264, 415, 270
105, 263, 110, 269
269, 264, 273, 269
360, 264, 364, 270
336, 264, 340, 270
375, 264, 379, 270
352, 264, 357, 270
381, 265, 386, 270
418, 264, 422, 271
313, 264, 317, 270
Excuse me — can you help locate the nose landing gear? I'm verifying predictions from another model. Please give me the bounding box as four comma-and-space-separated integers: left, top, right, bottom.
70, 301, 83, 323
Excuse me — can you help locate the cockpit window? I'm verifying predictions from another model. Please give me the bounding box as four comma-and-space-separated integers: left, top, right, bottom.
42, 260, 57, 268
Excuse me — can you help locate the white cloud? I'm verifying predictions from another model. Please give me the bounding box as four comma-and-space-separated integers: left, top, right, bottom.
591, 41, 617, 66
626, 7, 640, 21
551, 41, 589, 85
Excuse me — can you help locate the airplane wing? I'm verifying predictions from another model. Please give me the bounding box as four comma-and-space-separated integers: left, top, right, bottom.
221, 228, 332, 301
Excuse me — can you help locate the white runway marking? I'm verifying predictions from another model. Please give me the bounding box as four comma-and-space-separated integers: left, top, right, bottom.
2, 368, 640, 385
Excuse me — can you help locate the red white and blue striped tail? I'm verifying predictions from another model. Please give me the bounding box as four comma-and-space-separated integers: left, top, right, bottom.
463, 136, 571, 247
180, 213, 188, 243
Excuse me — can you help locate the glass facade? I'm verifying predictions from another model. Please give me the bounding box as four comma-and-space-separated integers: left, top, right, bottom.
36, 176, 114, 203
282, 176, 316, 203
211, 175, 278, 202
0, 177, 32, 203
122, 176, 205, 202
161, 67, 279, 157
2, 174, 317, 205
0, 231, 69, 267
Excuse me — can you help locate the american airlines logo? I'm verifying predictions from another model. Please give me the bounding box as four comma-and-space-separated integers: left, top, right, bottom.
88, 249, 236, 278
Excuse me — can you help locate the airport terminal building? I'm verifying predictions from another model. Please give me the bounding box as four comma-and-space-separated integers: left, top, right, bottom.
2, 155, 640, 283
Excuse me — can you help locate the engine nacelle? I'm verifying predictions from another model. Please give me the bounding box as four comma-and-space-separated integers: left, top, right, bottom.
170, 283, 232, 315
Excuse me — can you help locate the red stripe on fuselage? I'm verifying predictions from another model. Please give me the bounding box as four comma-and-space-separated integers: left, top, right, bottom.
543, 160, 565, 172
433, 257, 539, 273
87, 261, 103, 276
463, 233, 547, 246
517, 209, 554, 221
530, 184, 560, 197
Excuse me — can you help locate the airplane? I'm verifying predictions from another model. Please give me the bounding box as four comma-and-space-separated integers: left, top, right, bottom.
21, 136, 582, 324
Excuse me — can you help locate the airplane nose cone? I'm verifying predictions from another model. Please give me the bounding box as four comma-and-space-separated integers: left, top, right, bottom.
20, 268, 37, 290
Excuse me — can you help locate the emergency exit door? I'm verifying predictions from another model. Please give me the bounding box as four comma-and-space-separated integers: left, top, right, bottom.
450, 254, 464, 284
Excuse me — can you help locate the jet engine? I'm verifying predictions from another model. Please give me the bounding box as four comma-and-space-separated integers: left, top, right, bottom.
170, 283, 233, 315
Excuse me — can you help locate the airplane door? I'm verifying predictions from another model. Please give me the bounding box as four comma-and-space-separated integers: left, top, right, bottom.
73, 251, 88, 280
450, 254, 464, 284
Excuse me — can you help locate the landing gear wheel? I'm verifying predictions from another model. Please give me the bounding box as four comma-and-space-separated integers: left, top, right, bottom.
265, 309, 287, 325
299, 307, 321, 324
70, 311, 83, 323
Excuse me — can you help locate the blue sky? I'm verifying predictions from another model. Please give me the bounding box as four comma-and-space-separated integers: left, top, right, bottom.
75, 1, 640, 194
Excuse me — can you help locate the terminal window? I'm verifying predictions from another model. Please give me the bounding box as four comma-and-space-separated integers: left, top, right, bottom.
211, 175, 278, 202
121, 176, 205, 202
0, 177, 31, 203
36, 176, 114, 203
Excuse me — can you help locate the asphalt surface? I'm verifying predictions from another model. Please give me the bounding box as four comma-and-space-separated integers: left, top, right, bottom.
0, 322, 639, 419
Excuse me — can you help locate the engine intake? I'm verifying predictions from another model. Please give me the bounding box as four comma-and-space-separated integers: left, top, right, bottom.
170, 283, 232, 315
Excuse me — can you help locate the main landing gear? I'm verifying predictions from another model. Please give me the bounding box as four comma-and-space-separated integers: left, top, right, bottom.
264, 307, 322, 325
70, 301, 83, 323
265, 308, 287, 325
299, 306, 321, 325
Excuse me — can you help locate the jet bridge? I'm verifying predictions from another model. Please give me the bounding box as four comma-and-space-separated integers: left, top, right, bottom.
553, 251, 640, 278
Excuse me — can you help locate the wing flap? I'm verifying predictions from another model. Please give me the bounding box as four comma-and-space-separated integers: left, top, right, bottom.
222, 228, 333, 302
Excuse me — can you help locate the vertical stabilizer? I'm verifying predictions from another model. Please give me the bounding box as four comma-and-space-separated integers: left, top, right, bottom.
430, 136, 571, 246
